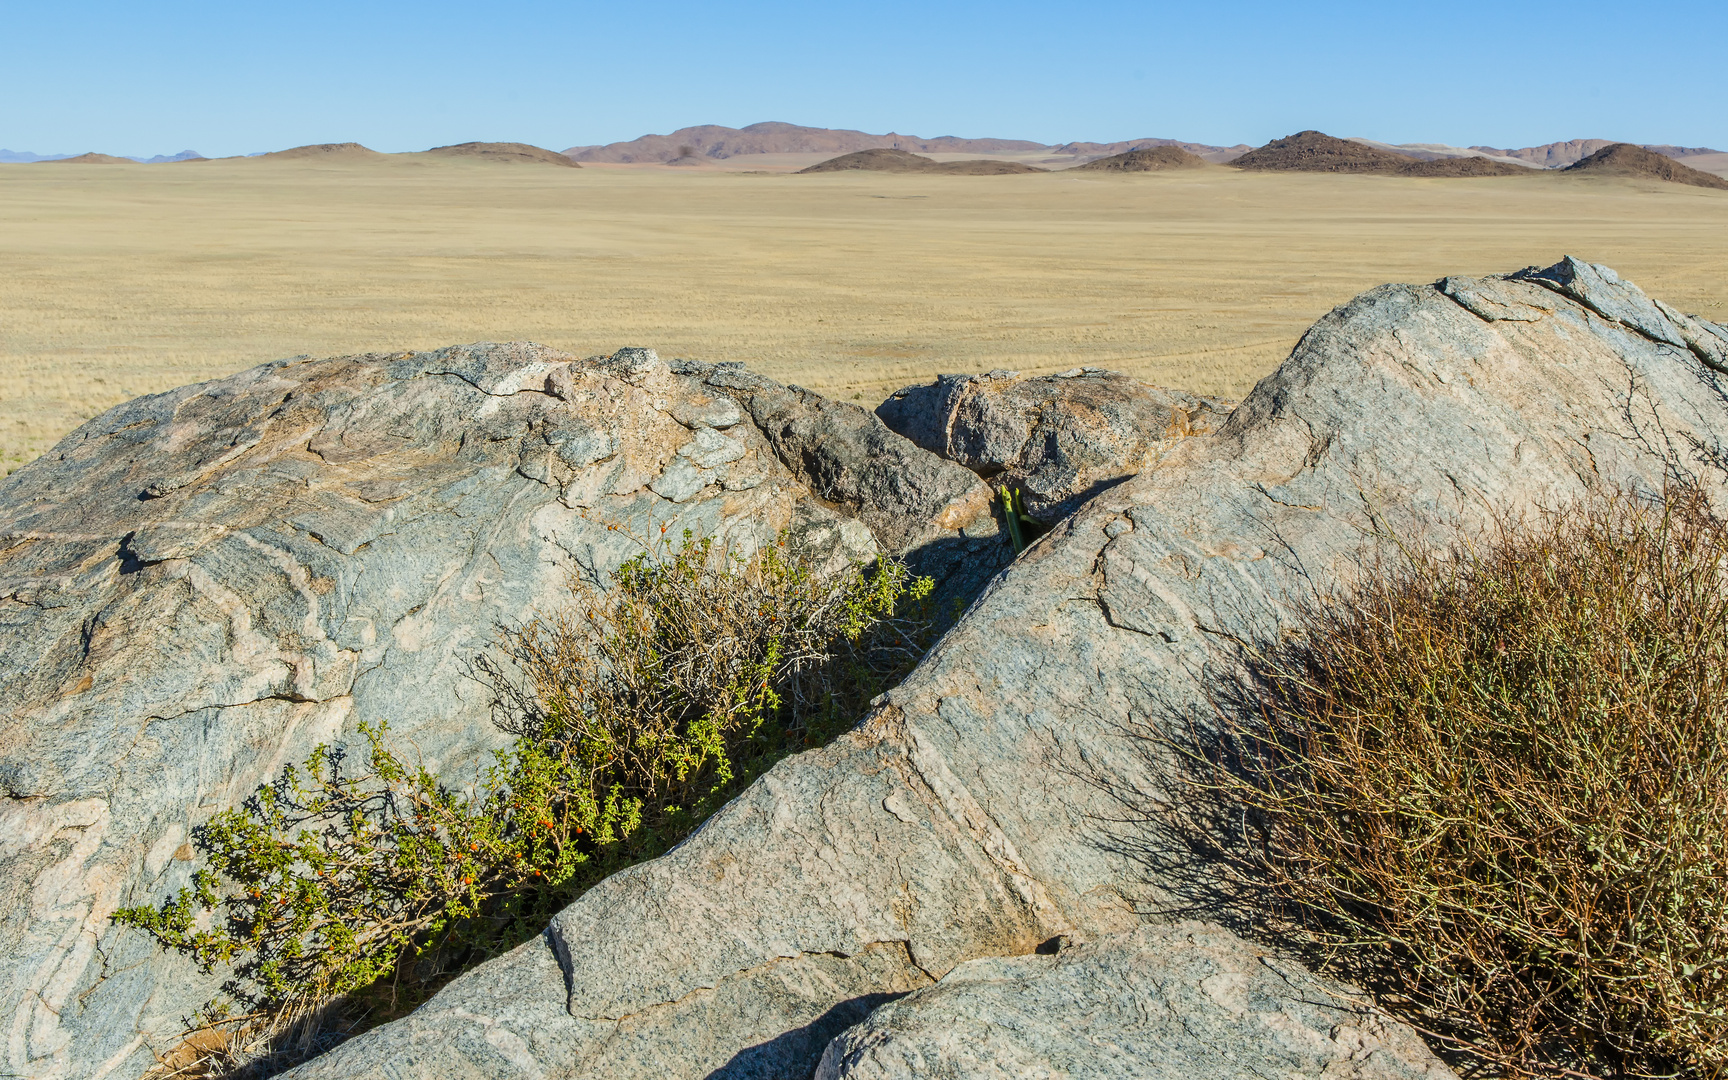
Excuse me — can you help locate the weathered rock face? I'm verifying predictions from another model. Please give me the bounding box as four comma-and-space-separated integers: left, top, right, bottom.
0, 344, 992, 1080
685, 361, 1009, 607
815, 922, 1451, 1080
287, 259, 1728, 1080
876, 368, 1229, 521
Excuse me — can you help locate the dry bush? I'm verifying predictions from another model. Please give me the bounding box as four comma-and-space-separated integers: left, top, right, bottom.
1191, 487, 1728, 1078
117, 528, 933, 1075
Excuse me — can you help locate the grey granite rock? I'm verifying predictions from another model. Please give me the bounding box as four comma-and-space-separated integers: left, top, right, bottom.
878, 368, 1231, 521
703, 366, 1011, 613
815, 922, 1452, 1079
285, 259, 1728, 1080
711, 369, 994, 554
0, 345, 992, 1080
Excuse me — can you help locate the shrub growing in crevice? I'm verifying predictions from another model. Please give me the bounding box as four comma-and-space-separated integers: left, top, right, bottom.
1172, 486, 1728, 1079
115, 528, 934, 1076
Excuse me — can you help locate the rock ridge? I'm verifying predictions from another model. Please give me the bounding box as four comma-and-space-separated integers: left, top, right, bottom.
0, 344, 997, 1080
279, 258, 1728, 1078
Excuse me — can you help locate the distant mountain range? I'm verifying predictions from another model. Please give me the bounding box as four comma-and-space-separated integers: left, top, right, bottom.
563, 123, 1723, 171
3, 127, 1723, 174
1344, 136, 1722, 170
0, 149, 203, 163
562, 122, 1254, 164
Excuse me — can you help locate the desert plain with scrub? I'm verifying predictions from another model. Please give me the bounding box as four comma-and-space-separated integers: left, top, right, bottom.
4, 151, 1728, 474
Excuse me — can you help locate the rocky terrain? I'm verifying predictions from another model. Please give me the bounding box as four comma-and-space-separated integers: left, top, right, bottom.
1231, 131, 1527, 176
43, 152, 135, 165
814, 923, 1447, 1080
1564, 142, 1728, 189
1049, 137, 1251, 164
13, 130, 1723, 175
1072, 146, 1208, 171
4, 259, 1728, 1079
259, 142, 384, 161
877, 368, 1229, 522
8, 130, 1722, 173
423, 142, 581, 167
1473, 138, 1723, 169
566, 122, 1058, 164
798, 149, 1046, 175
0, 345, 1011, 1079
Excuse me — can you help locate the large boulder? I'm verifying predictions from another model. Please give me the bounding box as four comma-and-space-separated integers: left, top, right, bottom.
876, 368, 1230, 521
285, 258, 1728, 1079
0, 344, 992, 1080
814, 922, 1450, 1080
687, 361, 1009, 607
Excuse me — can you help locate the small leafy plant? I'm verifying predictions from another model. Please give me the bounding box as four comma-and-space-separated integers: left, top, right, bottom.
116, 527, 933, 1072
999, 485, 1043, 553
1179, 486, 1728, 1078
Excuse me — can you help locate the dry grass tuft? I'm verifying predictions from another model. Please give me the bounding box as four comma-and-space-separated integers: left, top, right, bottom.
1189, 487, 1728, 1078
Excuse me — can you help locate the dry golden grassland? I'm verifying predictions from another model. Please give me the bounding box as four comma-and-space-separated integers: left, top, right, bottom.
3, 155, 1726, 473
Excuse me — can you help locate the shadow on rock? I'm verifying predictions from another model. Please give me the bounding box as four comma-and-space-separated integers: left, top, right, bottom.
703, 991, 911, 1080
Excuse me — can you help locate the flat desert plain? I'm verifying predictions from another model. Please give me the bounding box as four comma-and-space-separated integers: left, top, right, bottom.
3, 154, 1727, 473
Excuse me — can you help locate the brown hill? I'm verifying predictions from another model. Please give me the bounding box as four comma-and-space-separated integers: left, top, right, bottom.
261, 142, 383, 160
569, 122, 1049, 164
1401, 155, 1526, 177
1052, 138, 1251, 164
799, 149, 933, 173
1562, 143, 1728, 189
1471, 139, 1724, 169
798, 149, 1044, 175
44, 153, 134, 165
1233, 131, 1522, 176
1232, 130, 1430, 173
423, 142, 579, 166
1073, 146, 1208, 172
936, 159, 1046, 175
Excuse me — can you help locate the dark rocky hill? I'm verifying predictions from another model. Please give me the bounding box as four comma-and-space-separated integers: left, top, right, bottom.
260, 142, 383, 160
1472, 138, 1723, 169
1563, 142, 1728, 189
42, 152, 134, 164
566, 121, 1051, 164
1072, 146, 1209, 171
799, 148, 1045, 174
1232, 130, 1524, 176
423, 141, 581, 166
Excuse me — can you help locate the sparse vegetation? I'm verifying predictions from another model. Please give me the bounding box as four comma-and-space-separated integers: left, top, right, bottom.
115, 527, 934, 1075
1180, 486, 1728, 1078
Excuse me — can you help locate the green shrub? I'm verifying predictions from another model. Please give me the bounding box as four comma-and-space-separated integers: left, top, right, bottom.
1190, 487, 1728, 1078
115, 527, 933, 1070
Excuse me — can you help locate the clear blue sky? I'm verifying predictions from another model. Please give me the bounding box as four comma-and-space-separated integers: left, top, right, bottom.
4, 0, 1724, 157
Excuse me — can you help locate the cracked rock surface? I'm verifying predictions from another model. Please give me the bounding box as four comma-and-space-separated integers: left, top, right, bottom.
876, 367, 1231, 522
287, 260, 1728, 1080
814, 922, 1452, 1079
0, 344, 993, 1080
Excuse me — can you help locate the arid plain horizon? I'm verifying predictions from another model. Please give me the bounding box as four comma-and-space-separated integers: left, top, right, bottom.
4, 152, 1727, 474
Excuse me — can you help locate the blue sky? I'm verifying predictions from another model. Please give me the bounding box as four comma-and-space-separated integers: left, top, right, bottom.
4, 0, 1724, 157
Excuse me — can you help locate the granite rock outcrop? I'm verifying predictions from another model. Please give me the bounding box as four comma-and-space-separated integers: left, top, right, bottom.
877, 368, 1229, 521
814, 923, 1451, 1080
280, 259, 1728, 1078
0, 345, 993, 1080
7, 258, 1728, 1080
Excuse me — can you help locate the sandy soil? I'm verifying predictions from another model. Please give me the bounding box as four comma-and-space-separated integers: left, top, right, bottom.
3, 155, 1726, 473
